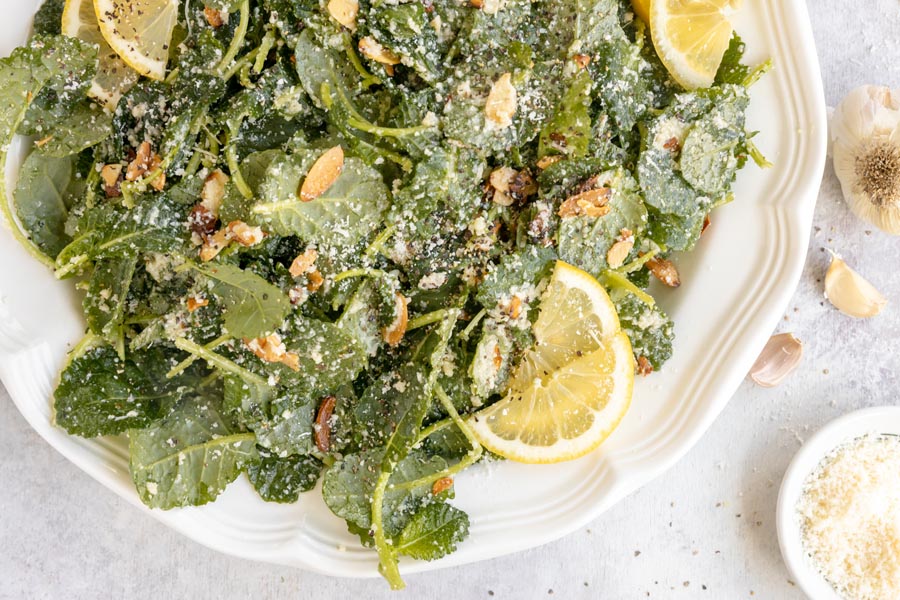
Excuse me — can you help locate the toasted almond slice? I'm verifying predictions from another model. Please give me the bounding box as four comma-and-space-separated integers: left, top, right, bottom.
315, 395, 337, 452
126, 141, 154, 181
299, 146, 344, 202
749, 333, 803, 388
383, 292, 409, 346
306, 270, 325, 292
647, 257, 681, 287
432, 477, 454, 495
289, 248, 319, 278
281, 352, 301, 372
485, 73, 517, 129
358, 37, 401, 65
245, 334, 288, 364
204, 7, 225, 28
199, 228, 230, 262
607, 238, 634, 269
186, 296, 209, 312
558, 188, 611, 218
536, 155, 563, 170
824, 254, 887, 318
490, 166, 517, 193
327, 0, 359, 30
226, 221, 265, 247
636, 355, 653, 376
201, 169, 228, 215
573, 54, 591, 69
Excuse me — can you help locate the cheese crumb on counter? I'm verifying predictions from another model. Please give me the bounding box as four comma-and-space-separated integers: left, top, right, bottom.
797, 434, 900, 600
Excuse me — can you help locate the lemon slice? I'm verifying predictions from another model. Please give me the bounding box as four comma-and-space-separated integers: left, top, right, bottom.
631, 0, 651, 23
62, 0, 139, 107
468, 262, 635, 464
649, 0, 738, 90
93, 0, 179, 81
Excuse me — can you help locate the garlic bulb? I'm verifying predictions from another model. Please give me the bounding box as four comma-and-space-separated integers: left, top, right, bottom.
831, 85, 900, 234
824, 253, 887, 318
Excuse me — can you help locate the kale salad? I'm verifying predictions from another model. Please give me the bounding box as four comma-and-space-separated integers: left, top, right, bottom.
2, 0, 768, 587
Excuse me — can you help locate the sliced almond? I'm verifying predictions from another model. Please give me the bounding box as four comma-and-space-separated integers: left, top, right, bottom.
636, 356, 653, 376
201, 169, 228, 215
647, 257, 681, 287
490, 166, 517, 193
245, 334, 288, 363
607, 238, 634, 269
382, 292, 409, 347
314, 395, 337, 453
204, 6, 225, 28
505, 295, 522, 319
306, 269, 325, 292
126, 142, 153, 181
749, 333, 803, 388
34, 135, 53, 148
536, 155, 563, 170
485, 73, 517, 129
431, 477, 454, 495
100, 164, 123, 197
572, 54, 591, 69
358, 37, 400, 65
289, 248, 319, 278
327, 0, 359, 30
299, 146, 344, 202
186, 296, 209, 312
281, 352, 301, 372
199, 228, 230, 262
824, 254, 887, 318
558, 188, 611, 218
226, 220, 265, 247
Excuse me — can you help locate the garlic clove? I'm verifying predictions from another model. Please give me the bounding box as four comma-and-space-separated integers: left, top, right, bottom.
824, 254, 887, 318
749, 333, 803, 388
830, 85, 900, 235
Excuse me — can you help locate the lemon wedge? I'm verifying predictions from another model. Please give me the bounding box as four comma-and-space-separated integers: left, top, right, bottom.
631, 0, 651, 23
62, 0, 139, 107
650, 0, 739, 90
93, 0, 179, 81
468, 262, 635, 464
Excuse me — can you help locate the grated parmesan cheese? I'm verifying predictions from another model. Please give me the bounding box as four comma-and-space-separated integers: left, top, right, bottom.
797, 434, 900, 600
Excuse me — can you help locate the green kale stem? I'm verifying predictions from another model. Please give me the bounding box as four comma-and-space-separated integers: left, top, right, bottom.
216, 0, 251, 76
460, 308, 487, 341
329, 82, 435, 138
172, 336, 267, 386
617, 245, 661, 274
371, 470, 404, 590
343, 33, 381, 89
332, 268, 388, 283
745, 137, 773, 169
364, 226, 396, 259
398, 384, 483, 493
406, 309, 450, 332
601, 270, 655, 308
254, 27, 277, 74
743, 59, 773, 88
226, 134, 254, 198
167, 334, 231, 378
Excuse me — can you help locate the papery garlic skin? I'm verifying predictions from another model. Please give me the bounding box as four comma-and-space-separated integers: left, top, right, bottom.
831, 85, 900, 235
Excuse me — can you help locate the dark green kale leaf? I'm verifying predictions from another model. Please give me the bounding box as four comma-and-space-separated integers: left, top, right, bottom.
614, 294, 674, 371
476, 245, 556, 310
192, 262, 291, 338
55, 345, 190, 437
0, 36, 97, 266
396, 502, 470, 561
539, 69, 593, 159
84, 255, 139, 346
22, 99, 113, 158
364, 2, 443, 83
253, 149, 390, 248
536, 0, 623, 58
247, 448, 323, 503
13, 152, 78, 258
555, 169, 647, 276
715, 34, 750, 86
129, 397, 258, 509
33, 0, 64, 36
55, 195, 187, 277
322, 447, 451, 536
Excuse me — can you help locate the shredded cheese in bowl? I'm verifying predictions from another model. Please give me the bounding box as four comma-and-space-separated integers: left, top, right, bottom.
797, 434, 900, 600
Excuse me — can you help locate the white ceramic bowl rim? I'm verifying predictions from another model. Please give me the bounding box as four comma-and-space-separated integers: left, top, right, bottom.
776, 406, 900, 600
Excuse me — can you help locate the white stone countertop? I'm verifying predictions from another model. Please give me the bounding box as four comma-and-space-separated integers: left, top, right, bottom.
3, 2, 899, 598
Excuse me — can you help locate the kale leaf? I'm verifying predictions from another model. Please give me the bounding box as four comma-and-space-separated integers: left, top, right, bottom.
396, 502, 470, 561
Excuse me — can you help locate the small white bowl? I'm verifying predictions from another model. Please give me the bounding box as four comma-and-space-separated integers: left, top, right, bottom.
777, 406, 900, 600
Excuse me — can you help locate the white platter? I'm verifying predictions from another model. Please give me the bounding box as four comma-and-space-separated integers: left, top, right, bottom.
777, 407, 900, 600
0, 0, 827, 579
